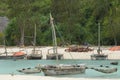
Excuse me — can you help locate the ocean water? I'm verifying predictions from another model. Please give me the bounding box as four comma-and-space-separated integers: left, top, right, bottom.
0, 59, 120, 79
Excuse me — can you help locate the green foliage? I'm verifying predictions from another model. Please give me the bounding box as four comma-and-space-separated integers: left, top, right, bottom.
5, 18, 20, 45
0, 0, 8, 16
0, 32, 4, 45
1, 0, 120, 46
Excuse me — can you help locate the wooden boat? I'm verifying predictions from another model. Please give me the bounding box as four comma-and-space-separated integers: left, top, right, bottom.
91, 54, 108, 60
27, 50, 42, 60
90, 65, 117, 73
0, 53, 26, 60
110, 61, 118, 65
27, 24, 42, 60
0, 49, 26, 60
46, 48, 63, 60
46, 13, 63, 60
40, 13, 86, 76
0, 37, 26, 60
13, 51, 27, 59
17, 67, 41, 74
91, 23, 108, 60
40, 64, 86, 76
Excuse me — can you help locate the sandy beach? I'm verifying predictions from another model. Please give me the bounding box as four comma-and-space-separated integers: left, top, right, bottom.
0, 46, 120, 80
0, 46, 120, 60
0, 75, 119, 80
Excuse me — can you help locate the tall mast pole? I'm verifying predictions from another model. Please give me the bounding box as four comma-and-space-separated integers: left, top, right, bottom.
33, 24, 36, 53
4, 36, 7, 56
50, 13, 58, 60
98, 22, 101, 54
20, 25, 24, 47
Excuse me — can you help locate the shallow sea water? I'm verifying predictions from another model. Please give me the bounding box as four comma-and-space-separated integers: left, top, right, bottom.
0, 59, 120, 79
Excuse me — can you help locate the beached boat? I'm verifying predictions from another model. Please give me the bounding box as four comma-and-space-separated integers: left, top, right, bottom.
0, 36, 27, 60
0, 54, 13, 59
46, 48, 63, 60
27, 24, 42, 60
91, 23, 108, 60
0, 45, 26, 60
13, 51, 26, 59
17, 67, 41, 74
90, 65, 117, 73
0, 38, 14, 59
91, 54, 108, 60
27, 50, 42, 59
0, 51, 26, 60
46, 13, 63, 60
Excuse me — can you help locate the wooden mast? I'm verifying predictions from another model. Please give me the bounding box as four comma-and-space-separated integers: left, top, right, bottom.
98, 22, 101, 54
20, 26, 24, 47
4, 36, 7, 56
50, 13, 58, 60
33, 24, 36, 53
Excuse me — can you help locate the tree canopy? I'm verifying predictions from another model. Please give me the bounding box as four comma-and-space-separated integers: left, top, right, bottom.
0, 0, 120, 46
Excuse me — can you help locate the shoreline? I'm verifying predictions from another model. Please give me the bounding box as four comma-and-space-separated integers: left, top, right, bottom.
0, 75, 119, 80
0, 46, 120, 60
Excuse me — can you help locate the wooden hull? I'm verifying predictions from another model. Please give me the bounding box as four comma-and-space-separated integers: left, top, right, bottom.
14, 55, 26, 59
46, 53, 63, 60
27, 56, 42, 60
0, 56, 13, 59
27, 54, 42, 60
91, 54, 108, 60
17, 68, 41, 74
91, 67, 117, 73
0, 55, 25, 60
41, 64, 86, 76
110, 62, 118, 65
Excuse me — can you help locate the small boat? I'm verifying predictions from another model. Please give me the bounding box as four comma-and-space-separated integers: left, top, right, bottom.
46, 13, 63, 60
40, 64, 86, 76
13, 51, 26, 59
91, 54, 108, 60
41, 13, 86, 76
91, 23, 108, 60
90, 65, 117, 73
110, 61, 118, 65
46, 48, 63, 60
0, 39, 26, 60
0, 51, 26, 60
17, 67, 41, 74
27, 24, 42, 60
27, 50, 42, 60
